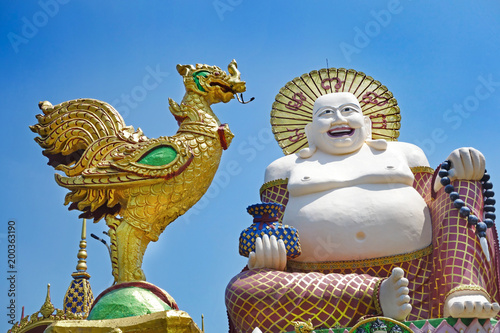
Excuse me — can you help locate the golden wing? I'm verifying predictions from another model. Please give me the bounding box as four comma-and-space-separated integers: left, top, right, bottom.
56, 137, 193, 220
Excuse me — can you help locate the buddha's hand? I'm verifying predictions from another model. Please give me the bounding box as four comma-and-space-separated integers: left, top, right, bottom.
447, 147, 485, 181
434, 148, 485, 192
248, 234, 287, 271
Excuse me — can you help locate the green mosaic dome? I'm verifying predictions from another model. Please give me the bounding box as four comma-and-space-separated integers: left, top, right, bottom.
87, 286, 172, 320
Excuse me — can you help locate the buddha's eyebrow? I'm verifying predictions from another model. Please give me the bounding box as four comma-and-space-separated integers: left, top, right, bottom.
313, 102, 361, 115
338, 102, 361, 110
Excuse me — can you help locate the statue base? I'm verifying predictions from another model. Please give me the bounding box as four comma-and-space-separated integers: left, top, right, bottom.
44, 310, 202, 333
284, 317, 499, 333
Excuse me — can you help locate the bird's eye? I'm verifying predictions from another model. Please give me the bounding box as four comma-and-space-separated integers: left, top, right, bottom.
214, 72, 220, 76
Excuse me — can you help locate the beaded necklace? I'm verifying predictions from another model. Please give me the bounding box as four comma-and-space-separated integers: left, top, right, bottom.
439, 160, 496, 260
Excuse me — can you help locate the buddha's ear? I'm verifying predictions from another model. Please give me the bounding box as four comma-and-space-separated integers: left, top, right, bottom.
298, 123, 316, 159
364, 115, 388, 151
364, 116, 372, 140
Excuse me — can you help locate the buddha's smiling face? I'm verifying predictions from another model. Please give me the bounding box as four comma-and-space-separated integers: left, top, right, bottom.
307, 92, 371, 155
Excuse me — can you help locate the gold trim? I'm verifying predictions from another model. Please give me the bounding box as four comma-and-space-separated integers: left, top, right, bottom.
288, 244, 433, 271
445, 285, 491, 301
372, 278, 384, 315
8, 309, 83, 333
348, 317, 412, 333
410, 166, 434, 174
259, 178, 289, 196
176, 121, 217, 139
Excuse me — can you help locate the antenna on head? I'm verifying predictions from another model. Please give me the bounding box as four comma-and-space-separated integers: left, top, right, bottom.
326, 58, 329, 70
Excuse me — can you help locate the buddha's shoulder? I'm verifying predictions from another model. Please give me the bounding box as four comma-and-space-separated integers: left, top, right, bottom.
386, 141, 429, 167
264, 154, 299, 182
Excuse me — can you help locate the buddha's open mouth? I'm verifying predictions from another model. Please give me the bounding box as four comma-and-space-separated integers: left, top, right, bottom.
327, 126, 354, 137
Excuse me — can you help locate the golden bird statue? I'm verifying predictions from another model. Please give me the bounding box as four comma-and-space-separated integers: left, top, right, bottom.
30, 60, 247, 284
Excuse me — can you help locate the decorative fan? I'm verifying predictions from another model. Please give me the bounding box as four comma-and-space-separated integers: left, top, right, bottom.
271, 68, 401, 155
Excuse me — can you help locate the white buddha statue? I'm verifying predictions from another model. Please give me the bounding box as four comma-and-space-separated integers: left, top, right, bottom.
226, 80, 499, 333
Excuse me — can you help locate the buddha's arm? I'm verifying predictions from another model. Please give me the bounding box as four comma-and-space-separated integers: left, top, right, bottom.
390, 142, 434, 203
411, 167, 434, 204
260, 155, 296, 218
260, 179, 289, 221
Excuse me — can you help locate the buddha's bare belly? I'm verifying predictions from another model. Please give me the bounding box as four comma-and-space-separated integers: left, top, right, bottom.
283, 183, 432, 263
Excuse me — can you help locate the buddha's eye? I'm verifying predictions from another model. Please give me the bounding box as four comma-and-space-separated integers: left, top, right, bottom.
342, 107, 352, 112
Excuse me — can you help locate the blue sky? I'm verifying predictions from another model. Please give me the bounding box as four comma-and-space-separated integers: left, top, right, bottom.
1, 1, 500, 332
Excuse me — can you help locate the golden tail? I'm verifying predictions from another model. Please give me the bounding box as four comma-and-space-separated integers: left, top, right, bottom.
30, 99, 126, 176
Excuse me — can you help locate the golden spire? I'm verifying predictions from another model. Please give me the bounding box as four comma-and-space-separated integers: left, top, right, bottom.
63, 218, 94, 317
72, 218, 90, 279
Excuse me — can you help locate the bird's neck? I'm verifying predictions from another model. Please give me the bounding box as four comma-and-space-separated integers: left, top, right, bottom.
175, 91, 227, 153
180, 91, 220, 128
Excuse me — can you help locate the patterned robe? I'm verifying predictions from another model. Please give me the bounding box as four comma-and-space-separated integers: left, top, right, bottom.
225, 169, 500, 333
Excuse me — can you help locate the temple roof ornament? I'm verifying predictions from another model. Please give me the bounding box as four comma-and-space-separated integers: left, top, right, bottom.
63, 219, 94, 317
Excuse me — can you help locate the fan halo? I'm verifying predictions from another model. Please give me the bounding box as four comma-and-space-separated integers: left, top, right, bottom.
271, 68, 401, 155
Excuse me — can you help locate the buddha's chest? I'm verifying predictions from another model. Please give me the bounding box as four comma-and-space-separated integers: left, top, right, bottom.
288, 148, 414, 196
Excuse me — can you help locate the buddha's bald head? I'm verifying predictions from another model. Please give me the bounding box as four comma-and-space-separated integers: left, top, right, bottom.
312, 92, 362, 116
300, 92, 372, 157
